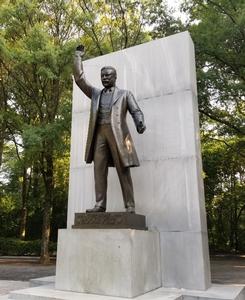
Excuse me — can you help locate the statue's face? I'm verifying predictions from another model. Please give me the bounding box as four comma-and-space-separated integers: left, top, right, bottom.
101, 68, 117, 88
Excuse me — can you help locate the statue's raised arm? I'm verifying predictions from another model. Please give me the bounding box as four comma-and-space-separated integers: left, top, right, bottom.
73, 45, 93, 99
72, 46, 146, 214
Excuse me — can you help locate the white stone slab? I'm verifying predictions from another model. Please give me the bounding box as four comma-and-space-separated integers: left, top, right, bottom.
9, 284, 245, 300
160, 231, 211, 290
158, 285, 245, 300
9, 285, 181, 300
67, 167, 94, 226
69, 111, 89, 168
30, 276, 55, 287
55, 229, 161, 298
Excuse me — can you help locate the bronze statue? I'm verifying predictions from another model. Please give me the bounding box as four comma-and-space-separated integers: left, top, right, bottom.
73, 45, 146, 213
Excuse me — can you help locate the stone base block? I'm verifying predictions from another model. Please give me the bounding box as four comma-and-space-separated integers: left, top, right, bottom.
9, 284, 245, 300
55, 229, 161, 298
30, 276, 55, 287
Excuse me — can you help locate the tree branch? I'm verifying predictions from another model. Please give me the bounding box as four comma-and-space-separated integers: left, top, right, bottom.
117, 0, 128, 49
199, 108, 245, 135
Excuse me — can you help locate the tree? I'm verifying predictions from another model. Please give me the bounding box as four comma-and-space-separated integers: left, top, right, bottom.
183, 0, 245, 136
0, 144, 23, 238
144, 0, 184, 39
74, 0, 152, 56
202, 134, 245, 251
0, 0, 76, 263
0, 0, 156, 262
144, 0, 245, 251
0, 66, 8, 167
1, 0, 243, 256
182, 0, 245, 252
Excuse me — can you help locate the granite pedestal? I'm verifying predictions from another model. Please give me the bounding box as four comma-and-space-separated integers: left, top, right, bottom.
55, 229, 161, 298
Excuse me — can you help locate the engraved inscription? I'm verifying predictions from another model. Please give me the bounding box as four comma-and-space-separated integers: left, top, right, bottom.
73, 212, 147, 230
75, 214, 125, 226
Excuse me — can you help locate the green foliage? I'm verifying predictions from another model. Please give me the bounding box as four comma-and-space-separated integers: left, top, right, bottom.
179, 0, 245, 252
202, 136, 245, 252
0, 237, 57, 256
0, 196, 20, 237
144, 0, 184, 39
0, 0, 244, 256
0, 0, 74, 262
74, 0, 151, 57
183, 0, 245, 136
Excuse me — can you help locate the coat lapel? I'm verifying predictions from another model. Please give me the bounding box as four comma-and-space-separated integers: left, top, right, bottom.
111, 87, 124, 106
94, 89, 101, 112
94, 87, 123, 111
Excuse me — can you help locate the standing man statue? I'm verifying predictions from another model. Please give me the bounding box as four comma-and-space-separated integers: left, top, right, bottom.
74, 45, 146, 213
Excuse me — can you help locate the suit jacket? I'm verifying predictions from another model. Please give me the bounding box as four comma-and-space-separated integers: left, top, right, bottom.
73, 51, 145, 167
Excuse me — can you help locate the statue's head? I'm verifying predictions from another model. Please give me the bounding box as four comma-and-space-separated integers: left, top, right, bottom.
101, 66, 117, 88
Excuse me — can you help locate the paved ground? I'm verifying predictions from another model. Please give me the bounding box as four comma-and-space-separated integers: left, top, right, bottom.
0, 257, 55, 297
0, 255, 244, 297
210, 255, 245, 285
0, 281, 29, 298
0, 257, 55, 281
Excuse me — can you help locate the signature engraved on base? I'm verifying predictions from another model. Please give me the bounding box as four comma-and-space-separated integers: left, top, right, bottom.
76, 214, 125, 226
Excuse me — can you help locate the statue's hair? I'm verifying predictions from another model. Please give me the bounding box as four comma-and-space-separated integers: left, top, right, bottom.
101, 66, 117, 76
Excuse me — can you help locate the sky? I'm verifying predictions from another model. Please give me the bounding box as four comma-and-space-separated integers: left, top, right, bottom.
166, 0, 188, 23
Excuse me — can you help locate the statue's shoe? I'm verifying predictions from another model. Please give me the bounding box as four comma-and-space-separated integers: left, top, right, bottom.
126, 207, 135, 213
86, 206, 106, 213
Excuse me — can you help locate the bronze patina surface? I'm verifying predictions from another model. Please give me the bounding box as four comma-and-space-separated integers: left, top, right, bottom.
72, 212, 147, 230
73, 45, 146, 213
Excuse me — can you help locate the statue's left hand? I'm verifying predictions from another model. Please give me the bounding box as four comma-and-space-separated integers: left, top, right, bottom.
137, 122, 146, 134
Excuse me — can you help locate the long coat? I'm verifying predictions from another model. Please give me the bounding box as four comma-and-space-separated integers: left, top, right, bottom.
74, 51, 145, 168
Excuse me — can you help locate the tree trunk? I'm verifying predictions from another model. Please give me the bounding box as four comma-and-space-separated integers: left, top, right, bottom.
19, 167, 32, 240
0, 75, 7, 167
19, 167, 28, 240
32, 163, 39, 199
0, 134, 3, 167
40, 151, 54, 265
0, 122, 5, 167
234, 195, 239, 251
40, 194, 52, 264
229, 205, 234, 250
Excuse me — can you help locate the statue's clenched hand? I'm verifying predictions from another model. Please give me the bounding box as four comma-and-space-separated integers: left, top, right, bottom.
76, 45, 85, 56
137, 121, 146, 134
